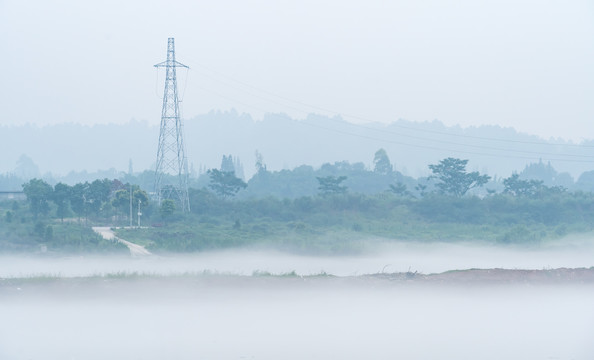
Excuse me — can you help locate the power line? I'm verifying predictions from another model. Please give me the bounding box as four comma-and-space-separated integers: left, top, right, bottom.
295, 118, 594, 164
193, 86, 594, 164
188, 62, 594, 149
192, 70, 594, 158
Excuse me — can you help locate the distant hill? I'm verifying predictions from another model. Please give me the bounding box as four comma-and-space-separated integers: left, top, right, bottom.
1, 110, 593, 182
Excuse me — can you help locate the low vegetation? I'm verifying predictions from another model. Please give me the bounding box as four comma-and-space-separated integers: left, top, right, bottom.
114, 188, 594, 254
0, 199, 128, 254
4, 155, 594, 255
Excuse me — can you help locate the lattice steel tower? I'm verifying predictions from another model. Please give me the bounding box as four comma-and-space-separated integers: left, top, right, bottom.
154, 38, 191, 212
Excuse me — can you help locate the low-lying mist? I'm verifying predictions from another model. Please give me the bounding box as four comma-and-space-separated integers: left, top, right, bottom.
2, 235, 594, 278
2, 236, 594, 359
2, 277, 593, 360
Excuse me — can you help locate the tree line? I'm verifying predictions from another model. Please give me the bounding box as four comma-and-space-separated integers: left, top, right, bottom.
10, 151, 594, 253
19, 178, 151, 223
15, 150, 591, 227
205, 151, 574, 200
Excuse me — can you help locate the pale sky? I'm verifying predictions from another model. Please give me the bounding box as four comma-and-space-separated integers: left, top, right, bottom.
1, 0, 593, 141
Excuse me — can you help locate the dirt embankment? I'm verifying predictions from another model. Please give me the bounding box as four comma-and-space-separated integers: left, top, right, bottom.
366, 267, 594, 285
2, 267, 594, 297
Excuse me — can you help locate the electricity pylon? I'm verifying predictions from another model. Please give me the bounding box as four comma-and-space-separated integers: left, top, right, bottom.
154, 37, 190, 212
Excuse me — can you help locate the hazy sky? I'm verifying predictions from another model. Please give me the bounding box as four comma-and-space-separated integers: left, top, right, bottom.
1, 0, 593, 140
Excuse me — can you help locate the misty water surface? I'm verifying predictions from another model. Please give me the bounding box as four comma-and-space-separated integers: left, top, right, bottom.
1, 278, 593, 360
2, 236, 594, 278
2, 237, 594, 359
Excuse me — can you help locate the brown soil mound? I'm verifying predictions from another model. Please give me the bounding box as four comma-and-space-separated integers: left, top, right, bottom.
368, 267, 594, 284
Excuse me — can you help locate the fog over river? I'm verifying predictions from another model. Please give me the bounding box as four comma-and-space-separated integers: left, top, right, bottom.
1, 237, 594, 359
2, 236, 594, 278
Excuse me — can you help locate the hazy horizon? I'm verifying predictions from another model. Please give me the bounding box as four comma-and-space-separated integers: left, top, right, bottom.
1, 1, 593, 141
2, 112, 594, 182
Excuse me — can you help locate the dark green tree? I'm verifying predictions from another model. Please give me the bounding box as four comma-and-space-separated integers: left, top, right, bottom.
52, 182, 71, 222
519, 160, 557, 186
220, 155, 236, 173
208, 169, 247, 198
69, 182, 88, 221
15, 154, 40, 179
22, 178, 53, 218
428, 158, 490, 197
255, 150, 267, 174
44, 225, 53, 241
415, 183, 428, 198
133, 189, 149, 224
133, 189, 149, 210
503, 173, 544, 197
87, 179, 112, 216
373, 148, 393, 175
112, 188, 131, 217
34, 221, 46, 237
111, 186, 148, 223
389, 182, 412, 197
160, 199, 176, 219
316, 175, 348, 196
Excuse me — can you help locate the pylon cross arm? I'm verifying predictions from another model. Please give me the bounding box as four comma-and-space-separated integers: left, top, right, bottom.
154, 60, 189, 69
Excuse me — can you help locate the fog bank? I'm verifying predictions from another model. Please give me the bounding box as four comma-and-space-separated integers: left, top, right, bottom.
1, 278, 593, 360
2, 237, 594, 278
3, 236, 594, 359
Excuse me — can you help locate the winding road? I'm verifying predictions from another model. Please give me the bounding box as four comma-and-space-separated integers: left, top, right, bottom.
92, 227, 152, 257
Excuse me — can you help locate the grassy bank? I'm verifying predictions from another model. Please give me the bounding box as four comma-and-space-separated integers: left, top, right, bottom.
0, 200, 128, 254
116, 193, 593, 254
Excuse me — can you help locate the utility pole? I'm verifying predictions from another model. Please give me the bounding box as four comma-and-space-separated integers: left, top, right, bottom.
154, 37, 191, 212
129, 184, 133, 227
137, 199, 142, 228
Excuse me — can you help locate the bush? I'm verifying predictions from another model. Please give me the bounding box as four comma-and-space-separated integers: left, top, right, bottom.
497, 226, 539, 244
34, 221, 45, 237
44, 225, 53, 241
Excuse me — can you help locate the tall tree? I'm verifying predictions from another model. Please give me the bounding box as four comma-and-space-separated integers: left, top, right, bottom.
133, 189, 149, 209
220, 155, 236, 173
112, 188, 130, 220
373, 149, 393, 175
15, 154, 40, 180
69, 182, 88, 221
233, 157, 245, 180
159, 199, 176, 219
503, 173, 566, 198
388, 182, 412, 197
503, 173, 543, 197
428, 158, 490, 197
86, 179, 112, 216
255, 150, 267, 174
111, 185, 148, 222
208, 169, 247, 198
22, 178, 53, 219
52, 182, 71, 222
316, 175, 348, 196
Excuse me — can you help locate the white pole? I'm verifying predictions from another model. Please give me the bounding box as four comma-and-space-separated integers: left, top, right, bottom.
129, 185, 133, 227
137, 199, 142, 228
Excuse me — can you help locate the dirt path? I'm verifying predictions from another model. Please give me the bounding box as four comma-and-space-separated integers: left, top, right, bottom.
92, 227, 152, 257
